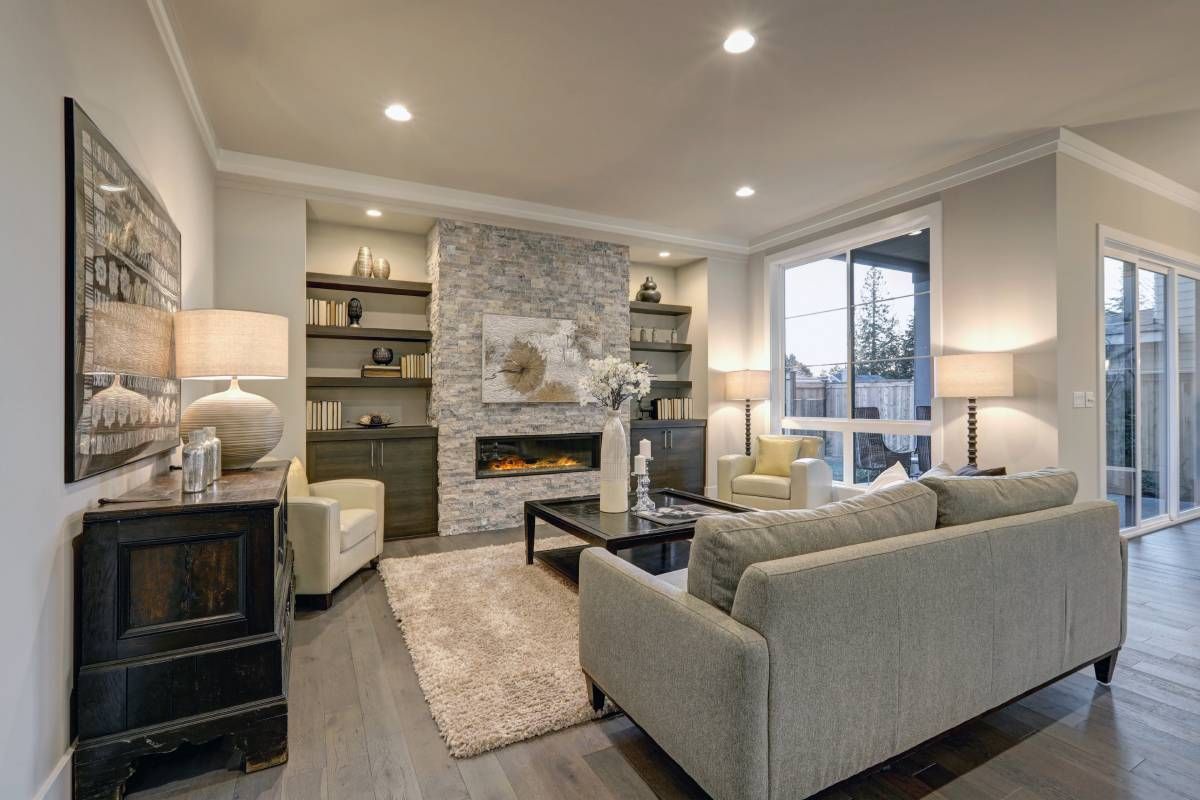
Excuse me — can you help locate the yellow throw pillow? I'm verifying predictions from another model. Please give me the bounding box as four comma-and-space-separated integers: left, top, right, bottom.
754, 437, 803, 477
796, 437, 822, 459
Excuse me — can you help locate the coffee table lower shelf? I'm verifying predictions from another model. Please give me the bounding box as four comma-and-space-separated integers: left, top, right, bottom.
533, 539, 692, 583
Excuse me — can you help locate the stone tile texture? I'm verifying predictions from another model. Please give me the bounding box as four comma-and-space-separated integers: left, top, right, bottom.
428, 220, 630, 534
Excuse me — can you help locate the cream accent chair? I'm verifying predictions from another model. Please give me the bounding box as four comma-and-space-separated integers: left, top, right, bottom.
718, 434, 834, 510
287, 457, 384, 609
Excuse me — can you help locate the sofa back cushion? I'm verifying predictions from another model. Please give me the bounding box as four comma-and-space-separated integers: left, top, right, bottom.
687, 481, 937, 613
917, 467, 1077, 527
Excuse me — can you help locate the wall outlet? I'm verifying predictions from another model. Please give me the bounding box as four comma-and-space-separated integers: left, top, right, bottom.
1073, 391, 1086, 408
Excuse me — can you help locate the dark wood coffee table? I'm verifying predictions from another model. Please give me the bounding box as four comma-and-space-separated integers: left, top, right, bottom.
524, 489, 753, 583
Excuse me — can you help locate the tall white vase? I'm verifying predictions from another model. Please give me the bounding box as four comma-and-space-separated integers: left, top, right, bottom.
599, 409, 630, 512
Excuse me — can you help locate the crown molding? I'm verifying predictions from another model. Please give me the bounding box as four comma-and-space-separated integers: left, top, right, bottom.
146, 0, 219, 165
748, 131, 1062, 253
1058, 127, 1200, 214
214, 149, 750, 257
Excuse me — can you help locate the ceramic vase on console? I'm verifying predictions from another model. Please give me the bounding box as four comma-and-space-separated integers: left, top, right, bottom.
599, 409, 630, 513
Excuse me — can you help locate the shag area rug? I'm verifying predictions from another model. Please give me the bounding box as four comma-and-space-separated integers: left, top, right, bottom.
377, 535, 607, 757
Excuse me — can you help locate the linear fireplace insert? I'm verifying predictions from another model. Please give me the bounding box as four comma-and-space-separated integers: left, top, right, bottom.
476, 433, 601, 478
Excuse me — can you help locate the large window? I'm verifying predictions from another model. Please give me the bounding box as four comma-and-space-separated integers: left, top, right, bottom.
772, 209, 938, 483
1103, 238, 1200, 533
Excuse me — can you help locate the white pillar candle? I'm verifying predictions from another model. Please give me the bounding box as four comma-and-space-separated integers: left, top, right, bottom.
633, 454, 647, 475
639, 438, 652, 459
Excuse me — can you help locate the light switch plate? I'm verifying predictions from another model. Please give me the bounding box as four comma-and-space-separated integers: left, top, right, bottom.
1085, 391, 1096, 408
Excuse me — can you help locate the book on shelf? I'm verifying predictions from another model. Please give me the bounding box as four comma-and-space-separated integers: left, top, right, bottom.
307, 298, 348, 327
360, 352, 431, 379
305, 399, 342, 431
650, 397, 691, 420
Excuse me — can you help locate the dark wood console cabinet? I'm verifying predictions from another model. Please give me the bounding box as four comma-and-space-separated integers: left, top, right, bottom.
630, 419, 706, 494
306, 426, 438, 538
72, 464, 293, 799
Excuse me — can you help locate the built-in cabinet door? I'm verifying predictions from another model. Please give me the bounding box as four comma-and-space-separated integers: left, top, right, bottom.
378, 437, 438, 539
658, 427, 705, 494
305, 440, 375, 483
632, 424, 706, 494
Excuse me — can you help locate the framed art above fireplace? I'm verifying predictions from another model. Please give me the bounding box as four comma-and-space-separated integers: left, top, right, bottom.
64, 98, 182, 482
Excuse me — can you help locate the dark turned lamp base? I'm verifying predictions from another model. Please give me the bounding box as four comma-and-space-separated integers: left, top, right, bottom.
966, 396, 978, 467
744, 399, 752, 456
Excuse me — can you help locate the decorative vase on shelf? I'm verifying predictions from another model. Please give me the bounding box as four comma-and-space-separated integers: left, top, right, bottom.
599, 409, 630, 513
353, 246, 374, 277
347, 297, 363, 327
371, 346, 394, 365
635, 276, 661, 303
371, 257, 391, 279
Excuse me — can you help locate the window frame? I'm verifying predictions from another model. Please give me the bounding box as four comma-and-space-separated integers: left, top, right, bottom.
1097, 226, 1200, 535
767, 203, 943, 484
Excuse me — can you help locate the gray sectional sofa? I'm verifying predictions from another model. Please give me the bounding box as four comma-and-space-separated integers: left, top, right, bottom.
578, 469, 1126, 800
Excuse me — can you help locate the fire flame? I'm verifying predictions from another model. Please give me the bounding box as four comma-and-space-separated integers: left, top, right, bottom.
484, 454, 583, 472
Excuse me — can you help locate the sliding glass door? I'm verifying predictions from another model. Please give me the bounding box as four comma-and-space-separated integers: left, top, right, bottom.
1103, 247, 1200, 532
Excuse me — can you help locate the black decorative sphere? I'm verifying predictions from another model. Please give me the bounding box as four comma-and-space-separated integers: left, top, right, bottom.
347, 297, 363, 327
371, 346, 394, 365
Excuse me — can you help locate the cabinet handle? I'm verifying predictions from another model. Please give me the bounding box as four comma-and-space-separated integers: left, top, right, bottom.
378, 442, 385, 469
662, 431, 668, 450
370, 441, 376, 468
667, 429, 673, 449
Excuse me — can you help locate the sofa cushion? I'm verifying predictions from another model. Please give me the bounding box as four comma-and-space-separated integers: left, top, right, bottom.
687, 481, 938, 613
287, 457, 310, 498
732, 473, 792, 500
918, 468, 1077, 527
655, 568, 689, 590
340, 508, 377, 552
753, 436, 802, 477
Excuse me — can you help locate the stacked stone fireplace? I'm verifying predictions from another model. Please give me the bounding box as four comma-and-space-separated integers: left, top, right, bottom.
427, 220, 629, 535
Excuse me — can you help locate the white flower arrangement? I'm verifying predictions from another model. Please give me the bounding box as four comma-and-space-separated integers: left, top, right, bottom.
578, 355, 652, 410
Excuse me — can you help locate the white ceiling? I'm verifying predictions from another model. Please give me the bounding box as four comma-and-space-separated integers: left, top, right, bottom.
167, 0, 1200, 244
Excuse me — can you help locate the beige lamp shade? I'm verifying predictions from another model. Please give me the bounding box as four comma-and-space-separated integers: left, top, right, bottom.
175, 309, 288, 379
934, 353, 1013, 398
726, 369, 771, 401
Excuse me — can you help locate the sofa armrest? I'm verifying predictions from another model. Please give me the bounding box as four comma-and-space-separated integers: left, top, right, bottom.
717, 454, 755, 502
288, 496, 340, 595
579, 548, 769, 800
789, 457, 833, 508
310, 478, 385, 556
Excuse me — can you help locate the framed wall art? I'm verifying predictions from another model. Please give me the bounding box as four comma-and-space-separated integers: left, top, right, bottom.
64, 98, 182, 482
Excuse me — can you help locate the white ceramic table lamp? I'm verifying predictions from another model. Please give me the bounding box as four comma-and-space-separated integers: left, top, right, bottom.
726, 369, 771, 456
934, 352, 1013, 467
176, 309, 288, 470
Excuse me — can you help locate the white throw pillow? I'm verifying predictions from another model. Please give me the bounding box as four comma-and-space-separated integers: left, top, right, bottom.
867, 462, 909, 493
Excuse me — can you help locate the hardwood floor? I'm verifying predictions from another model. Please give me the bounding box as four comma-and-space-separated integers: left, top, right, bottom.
126, 521, 1200, 800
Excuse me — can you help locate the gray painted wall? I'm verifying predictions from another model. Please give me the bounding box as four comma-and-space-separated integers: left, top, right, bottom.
0, 2, 215, 797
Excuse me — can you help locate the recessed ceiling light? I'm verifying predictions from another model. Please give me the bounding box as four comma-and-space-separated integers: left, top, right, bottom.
723, 29, 756, 54
98, 183, 126, 193
735, 186, 755, 198
384, 103, 413, 122
366, 209, 383, 218
659, 251, 671, 258
908, 229, 923, 236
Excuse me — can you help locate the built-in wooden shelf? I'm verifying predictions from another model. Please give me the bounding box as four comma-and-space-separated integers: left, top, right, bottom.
631, 418, 706, 428
631, 340, 692, 353
306, 272, 432, 297
306, 325, 431, 342
651, 379, 692, 389
630, 301, 691, 317
306, 425, 437, 442
306, 377, 431, 389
